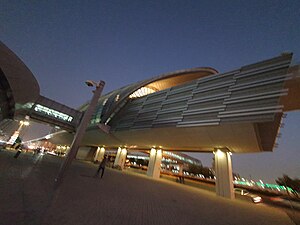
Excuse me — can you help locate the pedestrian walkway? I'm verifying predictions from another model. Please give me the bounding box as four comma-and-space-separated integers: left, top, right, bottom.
0, 150, 295, 225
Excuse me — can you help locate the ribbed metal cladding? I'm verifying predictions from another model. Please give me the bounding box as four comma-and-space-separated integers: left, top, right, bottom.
111, 54, 292, 131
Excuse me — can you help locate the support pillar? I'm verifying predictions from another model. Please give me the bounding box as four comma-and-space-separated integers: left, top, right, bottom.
94, 147, 105, 162
114, 147, 127, 169
114, 147, 122, 167
214, 149, 234, 199
147, 148, 162, 179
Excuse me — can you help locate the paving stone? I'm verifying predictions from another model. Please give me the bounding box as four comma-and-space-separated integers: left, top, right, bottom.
0, 150, 296, 225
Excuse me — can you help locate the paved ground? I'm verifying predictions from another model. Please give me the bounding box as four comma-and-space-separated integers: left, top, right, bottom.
0, 149, 297, 225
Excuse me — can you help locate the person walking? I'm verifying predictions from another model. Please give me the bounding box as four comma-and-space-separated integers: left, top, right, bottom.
178, 164, 185, 184
94, 155, 107, 178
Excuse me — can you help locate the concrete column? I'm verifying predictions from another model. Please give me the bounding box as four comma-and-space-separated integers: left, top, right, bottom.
147, 148, 156, 177
214, 149, 234, 199
147, 148, 162, 179
94, 147, 105, 162
113, 147, 122, 167
119, 148, 127, 169
114, 147, 127, 169
94, 147, 100, 162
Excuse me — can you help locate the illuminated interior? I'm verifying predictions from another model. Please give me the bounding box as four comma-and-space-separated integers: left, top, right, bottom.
129, 87, 157, 98
128, 69, 218, 99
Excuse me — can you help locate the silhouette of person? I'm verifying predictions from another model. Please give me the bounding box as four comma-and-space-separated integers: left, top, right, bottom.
178, 164, 185, 184
94, 155, 107, 178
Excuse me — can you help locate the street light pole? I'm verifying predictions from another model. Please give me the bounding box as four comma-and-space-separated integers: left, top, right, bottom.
55, 80, 105, 187
7, 118, 30, 145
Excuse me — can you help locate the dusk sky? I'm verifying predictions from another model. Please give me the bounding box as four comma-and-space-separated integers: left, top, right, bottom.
1, 0, 300, 183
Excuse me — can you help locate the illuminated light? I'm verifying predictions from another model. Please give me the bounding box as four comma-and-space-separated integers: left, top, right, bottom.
215, 149, 225, 158
102, 98, 108, 106
150, 148, 156, 156
121, 148, 127, 155
129, 87, 157, 98
21, 120, 30, 126
157, 149, 162, 156
23, 102, 34, 109
253, 196, 262, 203
129, 145, 137, 148
45, 134, 51, 139
105, 118, 111, 125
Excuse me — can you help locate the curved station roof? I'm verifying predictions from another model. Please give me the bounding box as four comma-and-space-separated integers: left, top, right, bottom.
52, 53, 299, 154
0, 41, 40, 120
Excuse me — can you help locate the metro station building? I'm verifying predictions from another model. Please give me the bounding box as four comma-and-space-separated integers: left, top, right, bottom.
1, 41, 299, 199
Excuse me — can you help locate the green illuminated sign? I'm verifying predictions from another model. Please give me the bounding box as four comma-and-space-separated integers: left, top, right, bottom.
34, 104, 73, 122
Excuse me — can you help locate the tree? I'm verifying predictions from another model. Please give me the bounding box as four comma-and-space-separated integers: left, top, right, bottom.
201, 167, 214, 178
187, 164, 203, 175
186, 164, 215, 178
276, 174, 300, 198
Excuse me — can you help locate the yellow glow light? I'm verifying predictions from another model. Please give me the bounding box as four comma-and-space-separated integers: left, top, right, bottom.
129, 87, 157, 98
150, 148, 156, 156
157, 149, 162, 156
215, 149, 225, 158
121, 148, 127, 155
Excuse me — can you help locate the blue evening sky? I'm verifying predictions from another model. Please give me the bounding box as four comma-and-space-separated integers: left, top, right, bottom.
1, 0, 299, 183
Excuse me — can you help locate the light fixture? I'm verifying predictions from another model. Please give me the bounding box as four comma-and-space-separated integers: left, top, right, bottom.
85, 80, 96, 87
129, 86, 157, 98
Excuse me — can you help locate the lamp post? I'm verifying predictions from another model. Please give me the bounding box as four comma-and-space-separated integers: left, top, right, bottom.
7, 119, 30, 146
55, 80, 105, 187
